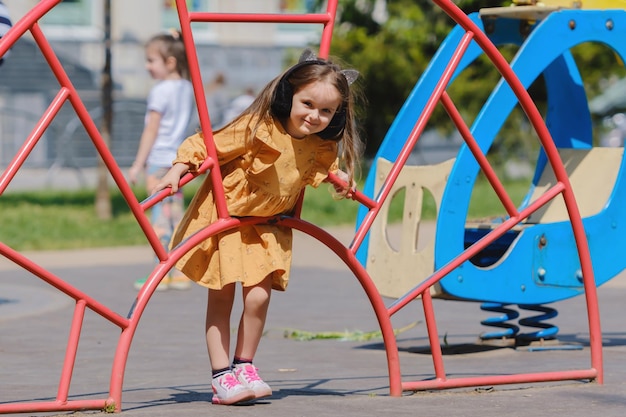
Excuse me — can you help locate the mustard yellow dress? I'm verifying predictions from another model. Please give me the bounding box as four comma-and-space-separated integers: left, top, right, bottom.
170, 115, 339, 291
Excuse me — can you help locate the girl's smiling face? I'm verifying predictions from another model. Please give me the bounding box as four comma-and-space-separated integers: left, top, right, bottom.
284, 80, 342, 139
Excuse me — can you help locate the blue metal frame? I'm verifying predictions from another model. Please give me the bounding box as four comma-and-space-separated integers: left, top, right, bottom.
357, 10, 626, 305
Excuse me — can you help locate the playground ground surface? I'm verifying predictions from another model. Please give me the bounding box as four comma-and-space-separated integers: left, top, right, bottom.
1, 168, 626, 416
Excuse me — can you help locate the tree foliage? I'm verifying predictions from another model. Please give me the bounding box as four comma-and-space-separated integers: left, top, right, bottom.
329, 0, 455, 156
323, 0, 626, 161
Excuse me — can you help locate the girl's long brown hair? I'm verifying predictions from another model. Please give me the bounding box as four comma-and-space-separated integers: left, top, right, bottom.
218, 55, 364, 189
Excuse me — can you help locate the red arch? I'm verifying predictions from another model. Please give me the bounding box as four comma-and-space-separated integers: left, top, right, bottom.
0, 0, 602, 414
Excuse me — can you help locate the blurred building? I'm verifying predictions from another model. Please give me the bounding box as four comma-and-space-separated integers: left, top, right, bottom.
0, 0, 320, 168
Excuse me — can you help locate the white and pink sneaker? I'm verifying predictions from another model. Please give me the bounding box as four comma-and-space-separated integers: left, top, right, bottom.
211, 371, 255, 405
233, 363, 272, 399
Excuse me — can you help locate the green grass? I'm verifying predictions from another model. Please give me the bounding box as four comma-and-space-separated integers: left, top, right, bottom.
0, 189, 146, 251
0, 178, 532, 251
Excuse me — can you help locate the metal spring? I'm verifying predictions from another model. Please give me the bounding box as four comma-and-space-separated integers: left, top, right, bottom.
479, 302, 520, 340
517, 304, 559, 341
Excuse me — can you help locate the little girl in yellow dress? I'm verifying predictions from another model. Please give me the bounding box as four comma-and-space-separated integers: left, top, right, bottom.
153, 49, 363, 406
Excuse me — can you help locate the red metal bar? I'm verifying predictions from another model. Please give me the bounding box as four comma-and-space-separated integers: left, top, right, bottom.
276, 217, 404, 397
388, 182, 566, 316
402, 369, 598, 391
421, 290, 446, 380
435, 0, 603, 384
318, 0, 339, 58
0, 400, 108, 415
30, 23, 167, 261
189, 12, 332, 24
0, 87, 69, 194
0, 0, 346, 413
441, 91, 519, 217
36, 31, 164, 260
561, 170, 604, 383
107, 263, 175, 412
175, 0, 228, 220
0, 241, 129, 328
352, 31, 475, 254
110, 1, 349, 411
0, 0, 60, 57
0, 0, 608, 413
326, 172, 378, 210
57, 300, 87, 402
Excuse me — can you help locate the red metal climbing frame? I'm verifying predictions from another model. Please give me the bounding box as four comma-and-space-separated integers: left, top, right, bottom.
0, 0, 602, 414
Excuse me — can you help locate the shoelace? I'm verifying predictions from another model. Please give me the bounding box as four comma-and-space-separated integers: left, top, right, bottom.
219, 373, 241, 389
238, 365, 261, 383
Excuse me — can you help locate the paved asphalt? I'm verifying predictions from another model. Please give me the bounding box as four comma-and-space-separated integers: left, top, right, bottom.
1, 169, 626, 416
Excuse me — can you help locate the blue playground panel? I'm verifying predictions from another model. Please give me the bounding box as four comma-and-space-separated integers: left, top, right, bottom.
356, 9, 626, 305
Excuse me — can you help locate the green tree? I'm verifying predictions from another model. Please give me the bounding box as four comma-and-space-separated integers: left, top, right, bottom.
330, 0, 456, 156
326, 0, 509, 156
325, 0, 624, 164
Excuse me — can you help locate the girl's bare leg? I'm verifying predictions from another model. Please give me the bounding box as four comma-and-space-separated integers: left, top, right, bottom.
234, 275, 272, 360
147, 170, 187, 283
206, 284, 236, 370
145, 173, 159, 195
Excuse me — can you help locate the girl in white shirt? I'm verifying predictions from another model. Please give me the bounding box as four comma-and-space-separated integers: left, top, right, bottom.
129, 30, 194, 291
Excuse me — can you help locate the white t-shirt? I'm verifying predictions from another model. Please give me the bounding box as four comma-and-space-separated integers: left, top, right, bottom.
145, 78, 194, 167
